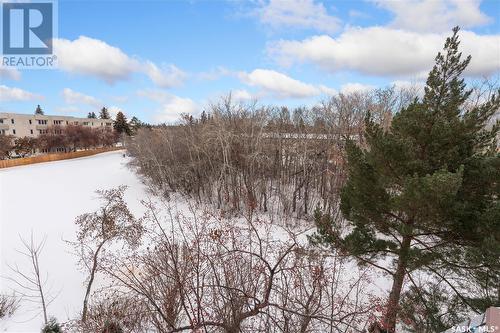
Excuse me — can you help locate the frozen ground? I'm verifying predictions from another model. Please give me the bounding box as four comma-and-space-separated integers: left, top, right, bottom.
0, 151, 149, 332
0, 150, 391, 332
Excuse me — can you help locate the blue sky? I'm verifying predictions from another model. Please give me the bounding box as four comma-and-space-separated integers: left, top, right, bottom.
1, 0, 499, 123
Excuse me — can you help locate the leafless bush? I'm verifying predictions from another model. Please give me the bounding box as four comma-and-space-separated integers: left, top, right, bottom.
70, 194, 378, 332
73, 291, 147, 333
0, 294, 19, 320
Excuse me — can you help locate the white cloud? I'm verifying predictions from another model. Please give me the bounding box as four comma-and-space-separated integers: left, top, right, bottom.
0, 85, 43, 102
137, 89, 198, 123
54, 36, 187, 87
318, 85, 337, 96
239, 69, 323, 98
144, 62, 187, 88
0, 66, 21, 81
257, 0, 340, 34
374, 0, 491, 33
157, 96, 198, 123
348, 9, 369, 19
107, 106, 122, 119
232, 89, 253, 101
54, 36, 139, 83
268, 27, 500, 77
340, 83, 375, 94
62, 88, 101, 106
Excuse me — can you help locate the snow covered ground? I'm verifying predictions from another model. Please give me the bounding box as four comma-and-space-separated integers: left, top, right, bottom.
0, 150, 391, 332
0, 151, 149, 332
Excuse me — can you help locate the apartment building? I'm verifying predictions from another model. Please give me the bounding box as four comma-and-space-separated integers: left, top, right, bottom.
0, 112, 113, 138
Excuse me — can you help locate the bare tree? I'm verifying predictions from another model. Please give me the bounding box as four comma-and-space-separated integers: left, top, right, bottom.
0, 134, 14, 159
36, 124, 119, 153
71, 186, 143, 323
5, 233, 56, 325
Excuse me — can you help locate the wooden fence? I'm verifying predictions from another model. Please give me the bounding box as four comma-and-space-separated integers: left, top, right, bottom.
0, 147, 124, 169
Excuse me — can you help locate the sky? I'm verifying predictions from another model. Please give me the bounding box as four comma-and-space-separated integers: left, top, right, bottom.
0, 0, 499, 124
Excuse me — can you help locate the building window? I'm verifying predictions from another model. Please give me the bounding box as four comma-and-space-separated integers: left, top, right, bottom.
38, 129, 47, 134
29, 119, 32, 124
66, 121, 69, 125
0, 119, 3, 124
0, 130, 5, 135
30, 129, 33, 134
38, 119, 47, 125
11, 119, 14, 124
83, 122, 89, 126
12, 129, 16, 135
54, 120, 62, 125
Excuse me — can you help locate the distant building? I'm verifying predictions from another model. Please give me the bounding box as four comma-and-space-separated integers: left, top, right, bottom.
0, 112, 113, 138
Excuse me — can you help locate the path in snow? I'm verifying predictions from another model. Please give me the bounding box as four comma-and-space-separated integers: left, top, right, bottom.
0, 151, 149, 332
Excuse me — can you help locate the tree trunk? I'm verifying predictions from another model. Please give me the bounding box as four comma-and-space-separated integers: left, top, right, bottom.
33, 255, 48, 325
384, 235, 411, 332
82, 241, 105, 322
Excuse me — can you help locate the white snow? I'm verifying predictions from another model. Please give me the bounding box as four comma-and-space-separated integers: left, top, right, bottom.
0, 151, 149, 332
0, 150, 392, 332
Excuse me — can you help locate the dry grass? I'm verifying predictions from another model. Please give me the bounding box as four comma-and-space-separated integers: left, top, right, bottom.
0, 147, 123, 169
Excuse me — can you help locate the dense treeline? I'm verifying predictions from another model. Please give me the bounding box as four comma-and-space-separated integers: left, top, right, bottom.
127, 87, 415, 218
0, 108, 145, 160
37, 125, 118, 152
0, 125, 118, 159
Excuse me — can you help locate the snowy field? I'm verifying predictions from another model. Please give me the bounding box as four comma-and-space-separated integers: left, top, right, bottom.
0, 151, 149, 332
0, 150, 391, 332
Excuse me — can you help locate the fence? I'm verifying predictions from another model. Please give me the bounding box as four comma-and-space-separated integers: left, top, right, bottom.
0, 147, 124, 169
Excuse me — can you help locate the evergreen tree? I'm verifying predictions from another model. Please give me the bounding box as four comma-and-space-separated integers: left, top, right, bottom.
41, 317, 62, 333
313, 27, 499, 332
113, 111, 131, 135
129, 116, 141, 128
35, 105, 44, 115
87, 112, 97, 119
99, 107, 110, 119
